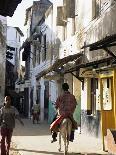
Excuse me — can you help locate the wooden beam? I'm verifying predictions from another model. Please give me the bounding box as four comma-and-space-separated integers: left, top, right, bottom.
90, 42, 116, 51
70, 72, 84, 82
64, 57, 113, 74
103, 47, 116, 60
81, 34, 116, 49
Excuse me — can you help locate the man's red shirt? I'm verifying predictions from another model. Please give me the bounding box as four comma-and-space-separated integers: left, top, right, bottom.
55, 91, 77, 117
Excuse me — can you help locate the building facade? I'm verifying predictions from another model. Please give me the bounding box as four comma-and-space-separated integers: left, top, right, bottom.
0, 15, 7, 105
73, 0, 116, 150
6, 26, 24, 110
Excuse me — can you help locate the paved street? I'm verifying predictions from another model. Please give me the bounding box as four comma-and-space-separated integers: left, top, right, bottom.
9, 119, 108, 155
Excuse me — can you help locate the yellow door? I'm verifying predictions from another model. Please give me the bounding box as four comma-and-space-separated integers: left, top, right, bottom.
100, 76, 115, 150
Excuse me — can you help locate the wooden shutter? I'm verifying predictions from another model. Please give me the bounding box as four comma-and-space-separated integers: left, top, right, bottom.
56, 6, 65, 26
63, 0, 75, 18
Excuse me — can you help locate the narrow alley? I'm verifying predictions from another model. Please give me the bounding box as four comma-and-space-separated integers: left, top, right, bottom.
9, 119, 108, 155
0, 0, 116, 155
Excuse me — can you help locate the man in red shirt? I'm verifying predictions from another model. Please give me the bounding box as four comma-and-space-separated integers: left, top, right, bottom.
51, 83, 77, 143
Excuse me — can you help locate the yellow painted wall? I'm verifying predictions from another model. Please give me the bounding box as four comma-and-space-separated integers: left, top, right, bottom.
73, 75, 81, 100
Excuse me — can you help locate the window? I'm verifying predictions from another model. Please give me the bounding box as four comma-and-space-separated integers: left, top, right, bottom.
56, 6, 65, 26
87, 78, 98, 115
92, 0, 101, 19
36, 48, 40, 64
63, 0, 75, 18
32, 45, 36, 67
42, 35, 46, 61
16, 31, 17, 39
19, 36, 20, 42
36, 85, 41, 104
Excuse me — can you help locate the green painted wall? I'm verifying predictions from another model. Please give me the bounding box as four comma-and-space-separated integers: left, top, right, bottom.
48, 101, 56, 124
73, 96, 81, 126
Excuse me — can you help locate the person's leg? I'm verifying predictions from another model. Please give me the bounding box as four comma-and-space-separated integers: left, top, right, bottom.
69, 130, 74, 142
36, 113, 39, 123
1, 127, 7, 155
51, 131, 57, 143
69, 115, 77, 129
33, 113, 36, 124
69, 115, 77, 142
6, 128, 13, 155
50, 113, 58, 143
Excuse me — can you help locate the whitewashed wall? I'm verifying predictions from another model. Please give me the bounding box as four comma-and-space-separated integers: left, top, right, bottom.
7, 26, 22, 66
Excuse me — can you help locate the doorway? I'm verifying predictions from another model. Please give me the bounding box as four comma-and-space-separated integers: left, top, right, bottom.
100, 76, 115, 149
44, 81, 49, 120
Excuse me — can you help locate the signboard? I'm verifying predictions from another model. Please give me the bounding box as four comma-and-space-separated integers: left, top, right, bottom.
79, 68, 99, 78
15, 88, 19, 93
15, 84, 19, 89
102, 78, 112, 110
44, 74, 61, 80
25, 80, 31, 88
20, 84, 24, 92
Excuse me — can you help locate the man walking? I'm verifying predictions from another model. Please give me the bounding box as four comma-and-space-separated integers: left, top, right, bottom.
0, 96, 24, 155
31, 102, 40, 124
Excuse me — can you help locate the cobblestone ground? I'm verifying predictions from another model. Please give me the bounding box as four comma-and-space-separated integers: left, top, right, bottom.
9, 119, 108, 155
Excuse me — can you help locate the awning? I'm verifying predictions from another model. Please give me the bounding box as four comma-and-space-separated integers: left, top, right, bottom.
81, 34, 116, 59
64, 56, 114, 74
36, 52, 83, 80
44, 74, 62, 80
0, 0, 22, 17
81, 34, 116, 50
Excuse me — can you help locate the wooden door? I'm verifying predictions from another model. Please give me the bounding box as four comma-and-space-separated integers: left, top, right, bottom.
100, 77, 115, 149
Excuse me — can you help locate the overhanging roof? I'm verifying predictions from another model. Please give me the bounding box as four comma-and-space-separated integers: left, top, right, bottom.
0, 0, 22, 17
81, 34, 116, 50
64, 56, 114, 74
36, 53, 83, 80
81, 34, 116, 60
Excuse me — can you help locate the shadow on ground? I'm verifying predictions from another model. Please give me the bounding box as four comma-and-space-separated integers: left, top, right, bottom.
13, 119, 51, 136
11, 148, 63, 155
11, 148, 108, 155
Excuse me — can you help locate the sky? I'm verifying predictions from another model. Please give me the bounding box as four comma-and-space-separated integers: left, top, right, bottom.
7, 0, 54, 66
7, 0, 54, 42
7, 0, 34, 42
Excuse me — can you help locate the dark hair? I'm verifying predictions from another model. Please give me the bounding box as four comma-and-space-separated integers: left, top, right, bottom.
62, 83, 69, 91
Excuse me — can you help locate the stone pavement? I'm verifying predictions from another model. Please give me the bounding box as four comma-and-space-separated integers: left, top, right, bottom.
9, 119, 108, 155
